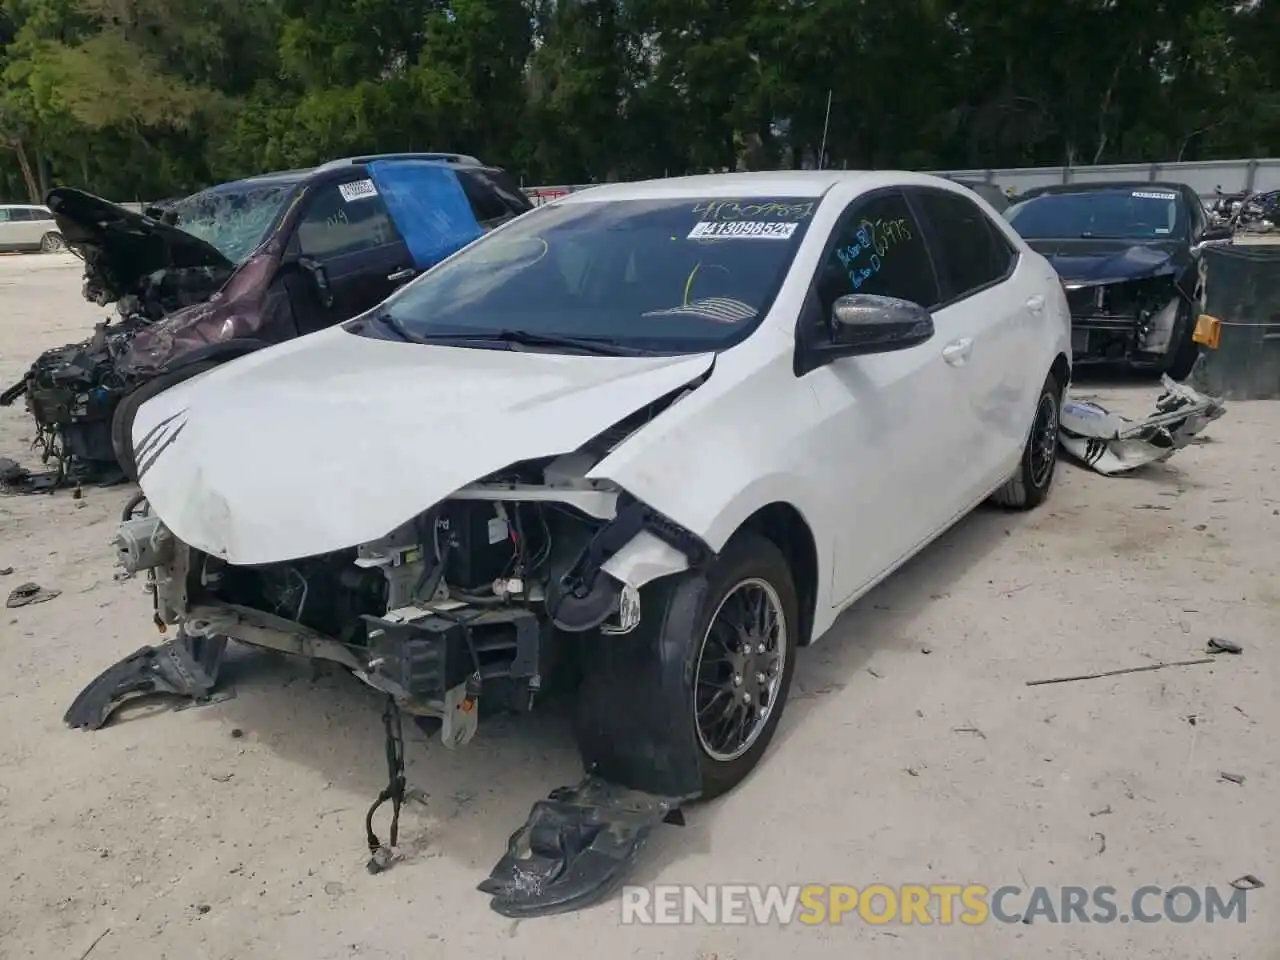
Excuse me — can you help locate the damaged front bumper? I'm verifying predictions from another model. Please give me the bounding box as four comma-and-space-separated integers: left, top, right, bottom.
1059, 374, 1226, 475
72, 485, 714, 916
1064, 273, 1196, 365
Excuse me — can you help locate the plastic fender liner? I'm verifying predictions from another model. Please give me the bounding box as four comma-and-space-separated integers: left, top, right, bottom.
63, 633, 229, 730
548, 495, 713, 631
480, 776, 686, 917
480, 569, 707, 916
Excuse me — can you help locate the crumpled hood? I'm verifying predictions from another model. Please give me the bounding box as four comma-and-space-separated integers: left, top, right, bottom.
46, 187, 232, 303
133, 327, 715, 564
1025, 238, 1185, 286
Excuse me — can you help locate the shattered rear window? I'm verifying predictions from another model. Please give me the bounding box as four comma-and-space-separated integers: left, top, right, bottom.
166, 183, 299, 264
1005, 188, 1187, 241
376, 195, 819, 354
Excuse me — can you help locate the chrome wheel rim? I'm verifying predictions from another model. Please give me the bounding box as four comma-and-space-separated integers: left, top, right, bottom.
694, 577, 787, 762
1029, 391, 1059, 488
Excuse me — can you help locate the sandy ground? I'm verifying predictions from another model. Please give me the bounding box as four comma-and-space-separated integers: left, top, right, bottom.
0, 253, 1276, 960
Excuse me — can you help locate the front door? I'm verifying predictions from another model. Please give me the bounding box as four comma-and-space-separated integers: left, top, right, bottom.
287, 176, 415, 335
800, 188, 965, 606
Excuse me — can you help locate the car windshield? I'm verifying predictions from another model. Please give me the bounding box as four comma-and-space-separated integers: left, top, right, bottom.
377, 195, 818, 353
166, 182, 299, 264
1005, 188, 1186, 241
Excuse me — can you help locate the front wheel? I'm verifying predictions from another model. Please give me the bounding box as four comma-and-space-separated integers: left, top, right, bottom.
991, 371, 1061, 510
689, 531, 799, 799
40, 231, 66, 253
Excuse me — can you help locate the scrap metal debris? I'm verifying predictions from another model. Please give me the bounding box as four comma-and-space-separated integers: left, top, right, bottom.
1230, 874, 1264, 891
1207, 636, 1243, 655
1219, 772, 1246, 785
1026, 657, 1217, 686
1059, 375, 1226, 475
5, 582, 60, 608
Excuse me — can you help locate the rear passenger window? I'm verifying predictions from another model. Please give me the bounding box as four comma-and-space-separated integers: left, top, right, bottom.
915, 189, 1015, 300
457, 171, 514, 225
818, 190, 940, 310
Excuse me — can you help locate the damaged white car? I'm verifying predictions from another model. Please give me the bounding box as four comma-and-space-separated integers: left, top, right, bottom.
70, 171, 1072, 916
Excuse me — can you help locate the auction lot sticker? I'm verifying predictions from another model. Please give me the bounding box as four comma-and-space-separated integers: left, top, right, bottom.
689, 220, 798, 240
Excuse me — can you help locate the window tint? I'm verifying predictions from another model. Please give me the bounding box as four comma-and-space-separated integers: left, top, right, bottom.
295, 179, 398, 259
457, 171, 508, 224
818, 191, 939, 309
915, 188, 1013, 300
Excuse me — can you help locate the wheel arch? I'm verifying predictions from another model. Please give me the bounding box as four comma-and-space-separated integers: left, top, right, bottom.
1050, 351, 1070, 394
736, 501, 820, 647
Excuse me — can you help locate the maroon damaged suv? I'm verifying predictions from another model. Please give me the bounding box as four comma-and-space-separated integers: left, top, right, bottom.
1, 153, 532, 484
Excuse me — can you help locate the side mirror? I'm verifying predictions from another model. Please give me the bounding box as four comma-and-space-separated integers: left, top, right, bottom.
824, 293, 935, 357
297, 255, 335, 308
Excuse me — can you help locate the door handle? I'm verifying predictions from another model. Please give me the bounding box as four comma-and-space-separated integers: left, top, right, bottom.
942, 338, 973, 365
1026, 294, 1046, 312
387, 267, 416, 282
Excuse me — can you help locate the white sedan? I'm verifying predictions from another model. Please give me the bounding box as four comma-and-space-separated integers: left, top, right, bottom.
83, 170, 1070, 914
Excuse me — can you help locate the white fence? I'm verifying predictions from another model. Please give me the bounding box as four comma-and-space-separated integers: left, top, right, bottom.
523, 157, 1280, 205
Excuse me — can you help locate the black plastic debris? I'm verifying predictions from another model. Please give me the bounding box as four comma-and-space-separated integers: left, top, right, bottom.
479, 776, 686, 918
63, 633, 227, 730
0, 457, 59, 495
5, 582, 60, 608
1207, 636, 1244, 655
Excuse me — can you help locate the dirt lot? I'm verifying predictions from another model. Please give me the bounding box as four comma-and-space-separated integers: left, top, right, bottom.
0, 253, 1275, 959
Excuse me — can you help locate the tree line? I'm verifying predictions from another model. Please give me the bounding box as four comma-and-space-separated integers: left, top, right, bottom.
0, 0, 1275, 203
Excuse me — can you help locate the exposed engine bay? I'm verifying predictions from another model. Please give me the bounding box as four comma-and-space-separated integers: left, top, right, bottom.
0, 264, 230, 482
72, 403, 712, 915
1063, 270, 1198, 366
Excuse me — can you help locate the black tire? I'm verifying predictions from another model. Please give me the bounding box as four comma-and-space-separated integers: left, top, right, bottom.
1164, 328, 1200, 381
112, 361, 219, 481
688, 530, 799, 799
991, 371, 1061, 510
40, 231, 65, 253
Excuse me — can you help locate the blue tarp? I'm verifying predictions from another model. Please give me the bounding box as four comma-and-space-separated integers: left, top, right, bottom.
367, 160, 483, 270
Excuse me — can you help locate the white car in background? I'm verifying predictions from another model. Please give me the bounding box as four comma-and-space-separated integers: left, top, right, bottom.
0, 203, 65, 253
79, 170, 1072, 917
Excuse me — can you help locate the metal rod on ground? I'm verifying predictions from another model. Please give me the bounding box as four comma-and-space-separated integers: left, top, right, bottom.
818, 89, 833, 171
1026, 657, 1218, 687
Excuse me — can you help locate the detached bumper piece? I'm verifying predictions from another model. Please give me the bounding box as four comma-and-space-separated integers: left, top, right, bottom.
1059, 374, 1227, 475
479, 776, 686, 918
63, 633, 229, 730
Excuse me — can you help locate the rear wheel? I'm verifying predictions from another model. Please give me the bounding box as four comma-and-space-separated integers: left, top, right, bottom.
992, 371, 1061, 510
111, 361, 219, 481
40, 231, 65, 253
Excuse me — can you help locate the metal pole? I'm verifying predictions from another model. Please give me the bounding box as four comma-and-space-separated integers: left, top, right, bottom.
818, 89, 833, 171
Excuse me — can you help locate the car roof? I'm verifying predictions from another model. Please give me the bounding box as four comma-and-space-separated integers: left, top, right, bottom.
312, 152, 483, 172
1, 202, 48, 208
1018, 181, 1189, 199
558, 170, 971, 203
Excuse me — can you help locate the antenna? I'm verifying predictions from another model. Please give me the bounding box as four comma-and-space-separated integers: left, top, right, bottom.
818, 89, 833, 170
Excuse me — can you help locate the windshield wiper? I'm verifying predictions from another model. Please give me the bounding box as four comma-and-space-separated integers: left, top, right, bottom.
412, 328, 642, 356
365, 309, 416, 342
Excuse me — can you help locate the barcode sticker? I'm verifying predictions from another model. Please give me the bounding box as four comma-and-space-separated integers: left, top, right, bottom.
339, 179, 378, 202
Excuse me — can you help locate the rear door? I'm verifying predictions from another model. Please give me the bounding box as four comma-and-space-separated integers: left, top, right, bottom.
287, 174, 414, 334
909, 186, 1034, 495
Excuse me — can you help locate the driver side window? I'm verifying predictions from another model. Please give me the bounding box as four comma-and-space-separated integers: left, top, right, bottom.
817, 191, 939, 311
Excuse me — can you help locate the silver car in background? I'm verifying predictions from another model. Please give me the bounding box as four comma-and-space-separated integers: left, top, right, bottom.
0, 203, 65, 253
